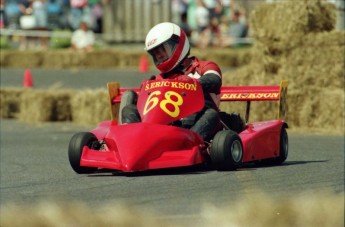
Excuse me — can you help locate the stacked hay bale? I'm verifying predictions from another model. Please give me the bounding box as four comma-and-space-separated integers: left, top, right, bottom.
0, 88, 23, 118
221, 0, 344, 134
1, 191, 344, 226
18, 89, 73, 122
0, 88, 112, 125
0, 48, 251, 69
70, 89, 110, 125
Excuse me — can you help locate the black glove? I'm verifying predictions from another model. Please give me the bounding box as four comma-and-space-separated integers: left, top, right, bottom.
199, 73, 221, 94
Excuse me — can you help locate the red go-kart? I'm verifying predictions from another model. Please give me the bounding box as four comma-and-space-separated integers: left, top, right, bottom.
68, 77, 289, 173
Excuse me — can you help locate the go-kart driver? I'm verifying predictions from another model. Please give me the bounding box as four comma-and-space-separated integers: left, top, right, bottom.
122, 22, 222, 141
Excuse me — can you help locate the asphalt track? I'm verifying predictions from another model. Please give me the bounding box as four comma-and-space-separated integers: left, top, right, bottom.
0, 68, 344, 223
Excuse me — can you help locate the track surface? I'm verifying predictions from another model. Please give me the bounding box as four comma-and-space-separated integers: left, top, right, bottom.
0, 68, 344, 223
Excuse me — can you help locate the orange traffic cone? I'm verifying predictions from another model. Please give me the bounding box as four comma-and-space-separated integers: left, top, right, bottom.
139, 54, 149, 73
23, 69, 33, 88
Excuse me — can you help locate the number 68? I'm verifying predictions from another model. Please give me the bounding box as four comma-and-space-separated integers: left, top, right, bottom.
143, 91, 183, 117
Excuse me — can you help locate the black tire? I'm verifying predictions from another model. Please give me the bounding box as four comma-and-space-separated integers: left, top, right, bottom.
210, 130, 243, 171
276, 126, 288, 164
68, 132, 99, 174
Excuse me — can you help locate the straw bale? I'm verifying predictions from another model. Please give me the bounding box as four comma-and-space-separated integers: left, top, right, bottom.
17, 89, 73, 122
280, 47, 344, 90
51, 90, 74, 121
220, 101, 278, 124
292, 89, 344, 132
18, 89, 55, 122
0, 47, 251, 69
81, 50, 121, 68
223, 61, 284, 86
0, 51, 43, 68
1, 201, 162, 227
192, 48, 252, 67
1, 88, 115, 125
40, 50, 151, 69
117, 51, 148, 68
222, 1, 344, 134
70, 89, 110, 125
40, 51, 87, 69
202, 191, 344, 227
250, 0, 336, 42
0, 88, 24, 118
1, 191, 343, 226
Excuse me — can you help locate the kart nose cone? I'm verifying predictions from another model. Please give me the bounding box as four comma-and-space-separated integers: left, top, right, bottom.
112, 123, 203, 172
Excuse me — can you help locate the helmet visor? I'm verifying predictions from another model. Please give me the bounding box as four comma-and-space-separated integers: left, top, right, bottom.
148, 39, 178, 65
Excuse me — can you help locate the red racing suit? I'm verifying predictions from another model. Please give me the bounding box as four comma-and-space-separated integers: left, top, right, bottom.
153, 56, 222, 140
154, 56, 222, 110
121, 56, 222, 141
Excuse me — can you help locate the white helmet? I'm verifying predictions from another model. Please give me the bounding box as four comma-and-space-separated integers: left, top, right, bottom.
145, 22, 190, 73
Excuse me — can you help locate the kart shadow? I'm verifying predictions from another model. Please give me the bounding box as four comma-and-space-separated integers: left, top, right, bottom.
239, 160, 328, 170
88, 160, 328, 177
89, 164, 211, 177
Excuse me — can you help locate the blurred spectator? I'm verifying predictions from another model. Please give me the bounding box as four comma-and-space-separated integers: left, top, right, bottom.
32, 0, 49, 49
19, 0, 33, 17
69, 0, 88, 30
89, 0, 102, 33
0, 0, 8, 28
209, 16, 222, 46
171, 0, 187, 25
208, 0, 223, 46
47, 0, 63, 29
229, 10, 247, 38
70, 21, 95, 52
32, 0, 47, 28
194, 0, 225, 48
221, 9, 247, 47
195, 0, 210, 48
18, 0, 34, 49
179, 12, 192, 38
4, 0, 21, 29
203, 0, 221, 20
220, 0, 232, 17
186, 0, 198, 30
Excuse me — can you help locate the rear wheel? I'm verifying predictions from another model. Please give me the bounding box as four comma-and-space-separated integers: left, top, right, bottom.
210, 130, 243, 171
276, 126, 288, 164
68, 132, 99, 174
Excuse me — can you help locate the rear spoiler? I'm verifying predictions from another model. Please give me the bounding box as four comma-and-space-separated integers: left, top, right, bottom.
220, 80, 288, 122
107, 80, 288, 122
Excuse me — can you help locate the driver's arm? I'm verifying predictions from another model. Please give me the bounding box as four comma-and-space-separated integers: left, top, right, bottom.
199, 72, 221, 94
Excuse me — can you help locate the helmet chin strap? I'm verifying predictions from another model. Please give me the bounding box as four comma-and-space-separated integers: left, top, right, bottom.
162, 57, 192, 78
180, 57, 193, 72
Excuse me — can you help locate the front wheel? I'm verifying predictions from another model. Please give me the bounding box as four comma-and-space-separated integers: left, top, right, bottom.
210, 130, 243, 171
68, 132, 99, 174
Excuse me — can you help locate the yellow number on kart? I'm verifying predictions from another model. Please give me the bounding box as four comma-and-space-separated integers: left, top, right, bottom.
160, 91, 183, 118
143, 90, 161, 115
143, 91, 184, 117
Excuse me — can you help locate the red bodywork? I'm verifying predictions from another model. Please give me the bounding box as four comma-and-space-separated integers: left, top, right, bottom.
80, 78, 288, 172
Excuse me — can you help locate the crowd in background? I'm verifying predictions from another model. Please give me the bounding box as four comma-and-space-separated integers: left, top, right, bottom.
0, 0, 342, 50
0, 0, 103, 32
173, 0, 249, 48
0, 0, 249, 50
0, 0, 103, 49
